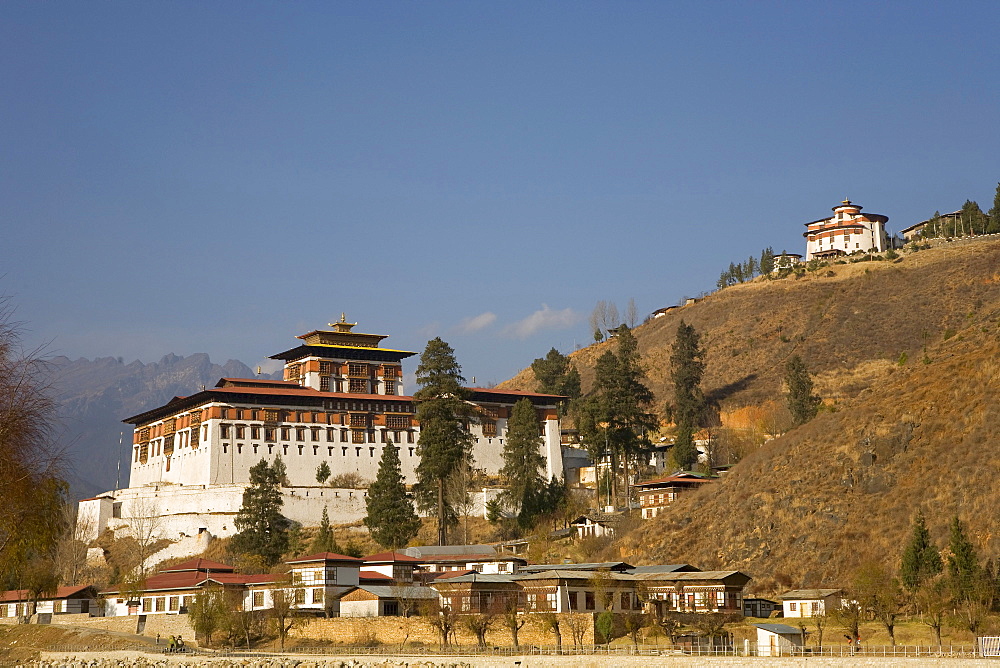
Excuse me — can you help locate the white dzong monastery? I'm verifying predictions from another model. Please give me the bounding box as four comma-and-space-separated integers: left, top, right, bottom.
803, 199, 891, 260
79, 319, 565, 548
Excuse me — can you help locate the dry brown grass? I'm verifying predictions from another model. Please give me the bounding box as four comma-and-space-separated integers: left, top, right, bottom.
500, 239, 1000, 593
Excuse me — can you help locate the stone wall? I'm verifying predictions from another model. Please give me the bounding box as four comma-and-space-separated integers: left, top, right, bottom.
49, 613, 196, 645
292, 613, 594, 648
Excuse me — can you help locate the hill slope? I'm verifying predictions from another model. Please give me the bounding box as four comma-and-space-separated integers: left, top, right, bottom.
620, 322, 1000, 593
504, 238, 1000, 408
501, 238, 1000, 590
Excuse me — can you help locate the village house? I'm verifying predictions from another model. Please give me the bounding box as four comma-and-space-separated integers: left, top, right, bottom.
633, 471, 716, 519
773, 252, 803, 271
516, 570, 640, 613
428, 573, 522, 613
569, 511, 621, 539
285, 552, 362, 615
338, 585, 437, 617
0, 586, 100, 622
780, 588, 843, 618
362, 551, 421, 583
99, 558, 287, 617
631, 570, 751, 615
404, 545, 526, 576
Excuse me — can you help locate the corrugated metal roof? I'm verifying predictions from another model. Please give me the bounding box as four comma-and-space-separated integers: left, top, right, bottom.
756, 623, 803, 635
779, 588, 842, 600
354, 586, 437, 599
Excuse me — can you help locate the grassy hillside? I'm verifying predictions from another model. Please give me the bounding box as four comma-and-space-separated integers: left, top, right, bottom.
503, 238, 1000, 411
501, 237, 1000, 591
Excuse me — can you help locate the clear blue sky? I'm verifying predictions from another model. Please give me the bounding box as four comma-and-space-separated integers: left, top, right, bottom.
3, 1, 999, 387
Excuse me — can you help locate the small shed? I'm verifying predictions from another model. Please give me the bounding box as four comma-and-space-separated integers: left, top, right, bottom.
755, 623, 804, 657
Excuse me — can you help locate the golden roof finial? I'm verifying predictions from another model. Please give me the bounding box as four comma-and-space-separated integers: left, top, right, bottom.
328, 313, 357, 332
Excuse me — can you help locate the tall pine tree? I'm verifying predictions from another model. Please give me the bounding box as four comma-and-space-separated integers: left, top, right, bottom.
365, 440, 421, 550
785, 354, 821, 425
899, 512, 942, 592
230, 458, 290, 566
988, 182, 1000, 234
500, 398, 547, 528
413, 337, 474, 545
670, 321, 705, 470
947, 516, 982, 601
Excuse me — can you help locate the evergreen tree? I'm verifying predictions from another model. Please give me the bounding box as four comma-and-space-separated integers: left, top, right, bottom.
947, 516, 982, 601
988, 182, 1000, 234
310, 506, 336, 553
230, 458, 290, 566
365, 441, 421, 550
899, 512, 942, 592
413, 338, 474, 545
670, 321, 705, 470
531, 348, 582, 412
785, 354, 821, 426
315, 461, 331, 485
499, 398, 547, 528
561, 365, 581, 402
760, 247, 775, 275
531, 348, 568, 394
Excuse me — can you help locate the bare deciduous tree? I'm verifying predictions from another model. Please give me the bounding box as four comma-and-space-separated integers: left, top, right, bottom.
0, 298, 66, 582
269, 586, 302, 651
124, 496, 162, 578
624, 298, 639, 329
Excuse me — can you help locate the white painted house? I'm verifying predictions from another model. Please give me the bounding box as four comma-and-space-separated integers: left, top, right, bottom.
779, 588, 843, 618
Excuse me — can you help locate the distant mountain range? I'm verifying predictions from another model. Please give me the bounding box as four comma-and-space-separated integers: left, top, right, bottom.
51, 353, 278, 500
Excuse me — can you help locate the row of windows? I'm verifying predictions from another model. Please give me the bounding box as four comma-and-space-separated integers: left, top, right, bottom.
249, 588, 323, 607
221, 443, 417, 459
220, 423, 414, 442
142, 595, 191, 612
319, 376, 396, 394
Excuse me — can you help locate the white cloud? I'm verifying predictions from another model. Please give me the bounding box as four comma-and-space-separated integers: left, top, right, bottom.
455, 312, 497, 334
415, 321, 441, 339
501, 305, 580, 340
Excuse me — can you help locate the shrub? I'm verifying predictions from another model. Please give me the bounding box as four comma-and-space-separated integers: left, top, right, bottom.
328, 472, 368, 488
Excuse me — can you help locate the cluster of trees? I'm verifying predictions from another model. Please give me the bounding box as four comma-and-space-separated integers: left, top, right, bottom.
187, 583, 307, 650
920, 186, 1000, 239
835, 514, 999, 647
589, 298, 639, 342
717, 248, 775, 289
575, 325, 658, 505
